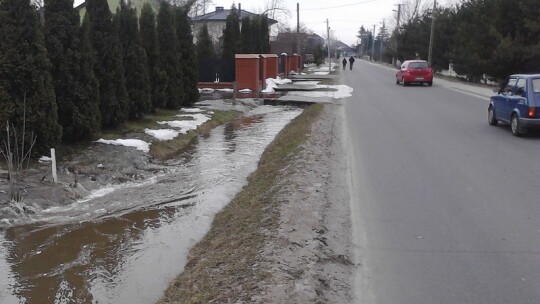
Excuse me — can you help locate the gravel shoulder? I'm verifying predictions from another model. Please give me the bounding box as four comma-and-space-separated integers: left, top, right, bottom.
158, 102, 354, 303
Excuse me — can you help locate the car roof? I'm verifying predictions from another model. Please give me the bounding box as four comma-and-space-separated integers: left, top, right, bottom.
403, 60, 427, 63
509, 74, 540, 78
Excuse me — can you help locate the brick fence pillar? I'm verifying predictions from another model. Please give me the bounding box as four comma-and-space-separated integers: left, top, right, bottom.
235, 54, 261, 91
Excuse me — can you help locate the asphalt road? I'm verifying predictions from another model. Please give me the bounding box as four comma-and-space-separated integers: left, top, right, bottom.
342, 60, 540, 304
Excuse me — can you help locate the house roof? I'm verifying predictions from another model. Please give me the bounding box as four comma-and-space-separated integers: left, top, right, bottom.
191, 6, 277, 24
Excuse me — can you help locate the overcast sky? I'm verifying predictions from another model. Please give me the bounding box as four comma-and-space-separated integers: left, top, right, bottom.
73, 0, 457, 46
208, 0, 458, 46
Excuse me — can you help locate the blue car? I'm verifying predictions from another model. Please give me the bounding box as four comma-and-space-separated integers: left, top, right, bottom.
488, 74, 540, 136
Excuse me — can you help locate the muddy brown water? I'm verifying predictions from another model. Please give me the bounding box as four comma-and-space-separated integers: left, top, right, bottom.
0, 105, 302, 304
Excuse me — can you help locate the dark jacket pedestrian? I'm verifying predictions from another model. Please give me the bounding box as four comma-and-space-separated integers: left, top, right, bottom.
349, 56, 355, 70
342, 58, 347, 70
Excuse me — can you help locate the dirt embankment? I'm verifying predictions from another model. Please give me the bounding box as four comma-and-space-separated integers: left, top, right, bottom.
158, 103, 354, 303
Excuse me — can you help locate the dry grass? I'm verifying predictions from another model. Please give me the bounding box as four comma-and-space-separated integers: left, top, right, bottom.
156, 104, 324, 304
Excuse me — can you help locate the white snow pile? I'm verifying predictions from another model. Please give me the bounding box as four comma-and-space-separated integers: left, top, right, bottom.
239, 89, 252, 93
217, 88, 234, 92
144, 128, 181, 141
294, 81, 320, 86
261, 77, 292, 93
38, 156, 52, 163
95, 139, 150, 153
181, 107, 203, 113
95, 111, 213, 153
199, 88, 215, 94
288, 84, 354, 99
314, 71, 330, 75
158, 113, 211, 133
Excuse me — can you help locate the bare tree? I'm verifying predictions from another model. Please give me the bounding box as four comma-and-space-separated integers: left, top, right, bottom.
1, 96, 37, 204
191, 0, 213, 17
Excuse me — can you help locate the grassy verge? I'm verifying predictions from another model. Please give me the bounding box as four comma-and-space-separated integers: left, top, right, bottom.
101, 109, 180, 137
157, 104, 324, 304
150, 110, 240, 160
101, 110, 241, 160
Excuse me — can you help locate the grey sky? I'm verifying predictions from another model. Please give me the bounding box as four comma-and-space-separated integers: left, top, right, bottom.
73, 0, 458, 46
210, 0, 458, 45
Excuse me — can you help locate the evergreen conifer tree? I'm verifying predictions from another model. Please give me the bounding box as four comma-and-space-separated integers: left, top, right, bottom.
221, 6, 240, 60
140, 2, 165, 110
0, 0, 62, 153
197, 23, 215, 59
44, 0, 100, 141
77, 15, 101, 138
157, 1, 183, 109
251, 16, 262, 53
175, 6, 199, 107
259, 15, 271, 53
86, 0, 129, 128
240, 17, 253, 54
117, 1, 151, 119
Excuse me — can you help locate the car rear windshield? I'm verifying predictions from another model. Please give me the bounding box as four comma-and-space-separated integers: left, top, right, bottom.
533, 78, 540, 93
408, 62, 429, 69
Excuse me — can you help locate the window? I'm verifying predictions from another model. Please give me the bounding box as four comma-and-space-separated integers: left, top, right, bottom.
501, 78, 517, 94
408, 62, 429, 69
532, 79, 540, 93
515, 78, 526, 96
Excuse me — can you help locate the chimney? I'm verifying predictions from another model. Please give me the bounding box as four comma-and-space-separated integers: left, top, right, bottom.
216, 6, 224, 12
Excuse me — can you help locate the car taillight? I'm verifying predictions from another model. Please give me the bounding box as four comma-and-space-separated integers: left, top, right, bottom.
528, 107, 536, 117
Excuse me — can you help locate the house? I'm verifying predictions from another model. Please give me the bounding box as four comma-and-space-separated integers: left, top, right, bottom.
335, 40, 356, 58
75, 0, 159, 17
190, 5, 277, 45
270, 32, 325, 57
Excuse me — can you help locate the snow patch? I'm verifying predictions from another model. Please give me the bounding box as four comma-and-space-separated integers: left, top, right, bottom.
158, 113, 211, 133
239, 89, 252, 93
288, 84, 353, 99
181, 108, 203, 113
95, 139, 150, 153
261, 77, 293, 93
144, 128, 181, 141
39, 156, 52, 163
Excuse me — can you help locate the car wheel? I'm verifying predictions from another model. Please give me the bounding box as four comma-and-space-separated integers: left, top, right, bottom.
402, 77, 408, 86
488, 106, 498, 126
396, 78, 400, 85
511, 114, 523, 136
427, 81, 433, 87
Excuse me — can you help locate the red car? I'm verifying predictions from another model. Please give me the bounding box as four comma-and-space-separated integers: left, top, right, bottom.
396, 60, 433, 86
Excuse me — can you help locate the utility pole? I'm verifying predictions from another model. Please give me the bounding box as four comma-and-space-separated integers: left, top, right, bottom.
428, 0, 437, 66
380, 19, 385, 62
297, 3, 300, 55
327, 19, 331, 73
371, 25, 376, 61
393, 3, 402, 66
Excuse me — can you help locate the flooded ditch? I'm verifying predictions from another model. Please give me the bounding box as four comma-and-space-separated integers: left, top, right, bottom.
0, 103, 303, 304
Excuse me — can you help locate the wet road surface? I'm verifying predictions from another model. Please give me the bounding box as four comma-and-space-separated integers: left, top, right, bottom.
343, 61, 540, 304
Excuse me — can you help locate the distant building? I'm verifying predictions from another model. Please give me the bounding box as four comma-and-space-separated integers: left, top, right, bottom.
190, 6, 278, 46
270, 32, 325, 56
75, 0, 160, 17
335, 40, 356, 58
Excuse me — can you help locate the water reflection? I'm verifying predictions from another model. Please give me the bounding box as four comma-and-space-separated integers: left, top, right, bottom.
0, 105, 302, 304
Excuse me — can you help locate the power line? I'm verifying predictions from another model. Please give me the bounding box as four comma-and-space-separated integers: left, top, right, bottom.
303, 0, 382, 11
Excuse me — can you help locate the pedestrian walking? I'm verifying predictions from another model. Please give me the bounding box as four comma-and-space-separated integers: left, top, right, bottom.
349, 56, 355, 70
342, 58, 347, 70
